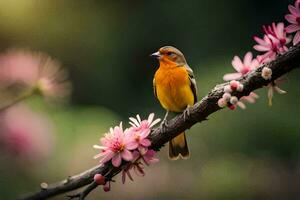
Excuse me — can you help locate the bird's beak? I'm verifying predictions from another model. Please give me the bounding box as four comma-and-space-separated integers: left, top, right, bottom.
150, 51, 161, 59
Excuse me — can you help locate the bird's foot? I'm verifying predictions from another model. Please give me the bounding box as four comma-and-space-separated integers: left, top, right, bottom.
160, 119, 168, 132
183, 106, 192, 121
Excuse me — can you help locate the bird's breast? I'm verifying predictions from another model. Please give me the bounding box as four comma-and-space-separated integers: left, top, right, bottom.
155, 66, 194, 112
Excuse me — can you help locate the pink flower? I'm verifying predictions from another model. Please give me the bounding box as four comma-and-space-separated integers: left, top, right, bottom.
0, 49, 71, 101
141, 149, 159, 165
285, 1, 300, 45
93, 123, 135, 167
129, 113, 161, 133
121, 149, 158, 184
223, 52, 259, 81
127, 113, 161, 152
254, 23, 290, 63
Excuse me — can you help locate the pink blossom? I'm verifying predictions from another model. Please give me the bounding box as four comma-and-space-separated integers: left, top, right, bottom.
223, 52, 259, 81
285, 1, 300, 45
254, 23, 290, 63
121, 149, 158, 183
0, 49, 71, 101
129, 113, 161, 133
93, 123, 135, 167
141, 149, 159, 165
0, 104, 54, 162
127, 113, 160, 152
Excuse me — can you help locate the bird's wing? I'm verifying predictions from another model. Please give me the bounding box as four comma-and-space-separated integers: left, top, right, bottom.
184, 65, 198, 103
153, 77, 157, 98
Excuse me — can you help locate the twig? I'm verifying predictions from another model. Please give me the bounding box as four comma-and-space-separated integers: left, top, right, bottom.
67, 182, 98, 200
19, 44, 300, 200
0, 89, 34, 112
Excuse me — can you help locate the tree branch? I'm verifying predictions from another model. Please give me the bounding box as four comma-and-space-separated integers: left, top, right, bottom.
19, 44, 300, 200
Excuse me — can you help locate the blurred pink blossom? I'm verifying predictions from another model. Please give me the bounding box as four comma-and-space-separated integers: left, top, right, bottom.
223, 52, 259, 81
240, 92, 259, 104
0, 49, 71, 101
254, 23, 290, 63
0, 104, 54, 162
285, 1, 300, 45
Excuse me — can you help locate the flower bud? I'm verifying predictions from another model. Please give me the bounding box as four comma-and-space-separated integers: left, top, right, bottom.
230, 96, 238, 105
228, 105, 236, 110
103, 182, 111, 192
217, 98, 227, 108
224, 85, 232, 93
237, 83, 244, 92
94, 174, 105, 185
230, 80, 239, 91
222, 93, 231, 101
262, 67, 272, 80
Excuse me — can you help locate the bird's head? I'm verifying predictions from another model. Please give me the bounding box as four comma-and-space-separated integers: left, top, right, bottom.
151, 46, 187, 66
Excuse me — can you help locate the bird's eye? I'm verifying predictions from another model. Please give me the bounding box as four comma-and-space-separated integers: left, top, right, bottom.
167, 52, 173, 56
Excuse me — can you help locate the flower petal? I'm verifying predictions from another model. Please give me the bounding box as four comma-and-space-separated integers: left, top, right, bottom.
274, 86, 287, 94
140, 139, 151, 147
112, 153, 122, 167
243, 52, 253, 67
237, 101, 246, 109
121, 149, 133, 161
129, 117, 140, 127
285, 14, 297, 24
99, 150, 115, 163
223, 73, 241, 81
285, 24, 300, 33
288, 5, 300, 16
140, 129, 150, 138
293, 31, 300, 45
93, 145, 106, 150
150, 118, 161, 127
253, 44, 270, 52
147, 113, 154, 124
231, 56, 243, 72
136, 114, 141, 123
126, 141, 139, 150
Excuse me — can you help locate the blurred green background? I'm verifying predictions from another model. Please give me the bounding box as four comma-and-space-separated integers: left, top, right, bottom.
0, 0, 300, 199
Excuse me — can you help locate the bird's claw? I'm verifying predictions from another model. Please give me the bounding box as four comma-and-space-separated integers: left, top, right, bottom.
183, 106, 191, 121
160, 119, 168, 132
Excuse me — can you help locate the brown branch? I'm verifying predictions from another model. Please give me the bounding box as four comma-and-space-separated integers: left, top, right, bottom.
19, 44, 300, 200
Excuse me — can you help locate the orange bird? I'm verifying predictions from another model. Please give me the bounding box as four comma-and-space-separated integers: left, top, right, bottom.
151, 46, 198, 160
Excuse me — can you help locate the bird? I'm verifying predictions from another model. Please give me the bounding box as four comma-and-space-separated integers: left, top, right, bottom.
151, 46, 198, 160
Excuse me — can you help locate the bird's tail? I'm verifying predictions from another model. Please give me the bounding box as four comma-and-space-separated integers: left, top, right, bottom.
169, 132, 189, 160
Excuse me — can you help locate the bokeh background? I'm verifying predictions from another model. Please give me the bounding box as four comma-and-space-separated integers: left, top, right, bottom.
0, 0, 300, 199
